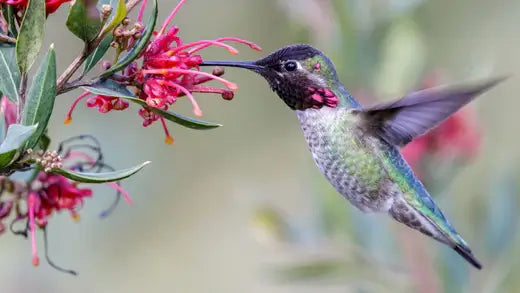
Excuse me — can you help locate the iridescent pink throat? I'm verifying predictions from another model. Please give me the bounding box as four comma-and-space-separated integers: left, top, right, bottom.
305, 87, 339, 109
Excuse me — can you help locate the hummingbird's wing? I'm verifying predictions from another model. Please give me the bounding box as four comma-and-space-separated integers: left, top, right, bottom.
357, 77, 506, 146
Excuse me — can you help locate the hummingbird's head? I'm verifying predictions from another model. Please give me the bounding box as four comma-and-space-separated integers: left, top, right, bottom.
201, 44, 340, 110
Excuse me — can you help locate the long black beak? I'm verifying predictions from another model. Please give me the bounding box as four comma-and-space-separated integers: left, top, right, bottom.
200, 60, 263, 71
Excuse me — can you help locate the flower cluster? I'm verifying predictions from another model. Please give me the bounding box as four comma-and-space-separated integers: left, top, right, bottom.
0, 0, 71, 14
65, 0, 261, 144
0, 135, 131, 274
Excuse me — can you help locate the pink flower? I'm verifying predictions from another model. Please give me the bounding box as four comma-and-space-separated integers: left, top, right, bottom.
65, 0, 261, 144
1, 96, 17, 128
29, 173, 93, 227
0, 136, 132, 272
0, 0, 71, 14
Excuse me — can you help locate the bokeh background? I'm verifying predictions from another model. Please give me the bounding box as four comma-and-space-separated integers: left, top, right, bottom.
1, 0, 520, 292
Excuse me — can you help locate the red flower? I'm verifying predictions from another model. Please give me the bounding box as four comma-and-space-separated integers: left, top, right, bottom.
0, 136, 131, 271
25, 148, 132, 268
0, 0, 71, 14
29, 173, 93, 227
27, 173, 94, 267
65, 0, 261, 144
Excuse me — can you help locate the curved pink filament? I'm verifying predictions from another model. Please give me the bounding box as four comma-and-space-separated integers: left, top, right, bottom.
64, 151, 96, 166
169, 40, 239, 55
28, 193, 39, 266
188, 37, 262, 54
105, 182, 133, 204
163, 81, 202, 116
65, 92, 91, 123
136, 0, 148, 22
159, 117, 174, 144
157, 0, 188, 36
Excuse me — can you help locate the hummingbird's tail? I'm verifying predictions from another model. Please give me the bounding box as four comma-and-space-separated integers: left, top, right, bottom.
453, 244, 482, 269
389, 196, 483, 269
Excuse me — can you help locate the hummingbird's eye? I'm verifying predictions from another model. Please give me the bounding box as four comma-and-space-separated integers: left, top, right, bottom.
284, 61, 298, 72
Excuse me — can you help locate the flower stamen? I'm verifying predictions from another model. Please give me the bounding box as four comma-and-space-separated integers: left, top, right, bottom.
160, 117, 174, 144
163, 81, 202, 116
28, 193, 39, 267
136, 0, 148, 22
157, 0, 188, 36
105, 182, 133, 204
65, 92, 91, 124
188, 37, 262, 54
168, 40, 239, 56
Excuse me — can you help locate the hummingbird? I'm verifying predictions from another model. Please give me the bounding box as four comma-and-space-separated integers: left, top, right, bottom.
201, 44, 505, 269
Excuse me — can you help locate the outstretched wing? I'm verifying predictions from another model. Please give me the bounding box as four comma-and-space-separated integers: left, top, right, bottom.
356, 77, 506, 146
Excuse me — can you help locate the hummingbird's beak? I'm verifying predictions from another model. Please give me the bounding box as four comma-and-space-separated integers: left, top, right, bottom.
200, 60, 263, 71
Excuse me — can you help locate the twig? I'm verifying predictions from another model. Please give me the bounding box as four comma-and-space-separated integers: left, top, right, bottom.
56, 46, 90, 94
55, 0, 144, 95
17, 73, 27, 123
58, 78, 99, 95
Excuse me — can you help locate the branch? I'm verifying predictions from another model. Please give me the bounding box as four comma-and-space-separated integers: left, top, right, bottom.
55, 0, 145, 95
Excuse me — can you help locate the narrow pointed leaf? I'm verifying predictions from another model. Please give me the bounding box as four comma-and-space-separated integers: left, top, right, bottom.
22, 46, 56, 149
0, 44, 20, 102
101, 0, 158, 77
16, 0, 45, 73
6, 5, 18, 37
84, 34, 113, 74
82, 80, 222, 130
126, 98, 222, 130
66, 0, 102, 42
101, 0, 126, 36
82, 78, 134, 96
0, 124, 37, 168
53, 161, 150, 183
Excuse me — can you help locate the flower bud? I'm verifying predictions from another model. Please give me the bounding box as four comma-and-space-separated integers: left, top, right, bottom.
101, 4, 113, 19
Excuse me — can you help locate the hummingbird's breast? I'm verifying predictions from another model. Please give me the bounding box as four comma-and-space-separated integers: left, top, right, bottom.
296, 107, 399, 213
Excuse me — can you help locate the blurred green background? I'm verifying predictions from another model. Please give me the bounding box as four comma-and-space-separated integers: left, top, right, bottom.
2, 0, 520, 292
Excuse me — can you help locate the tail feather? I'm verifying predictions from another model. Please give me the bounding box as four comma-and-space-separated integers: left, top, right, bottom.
453, 244, 482, 270
389, 196, 483, 269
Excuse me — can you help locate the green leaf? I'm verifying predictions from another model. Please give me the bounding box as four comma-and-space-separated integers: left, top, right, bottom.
53, 161, 150, 183
5, 5, 18, 38
101, 0, 158, 78
84, 34, 113, 74
126, 98, 222, 130
66, 0, 103, 42
36, 133, 50, 151
22, 46, 56, 149
82, 80, 222, 130
0, 124, 37, 168
83, 78, 133, 96
0, 44, 20, 102
101, 0, 126, 36
16, 0, 45, 73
